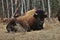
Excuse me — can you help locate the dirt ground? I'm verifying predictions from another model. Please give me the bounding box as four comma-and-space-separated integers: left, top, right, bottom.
0, 18, 60, 40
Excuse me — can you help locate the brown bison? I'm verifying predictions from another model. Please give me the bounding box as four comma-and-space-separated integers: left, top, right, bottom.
6, 9, 47, 32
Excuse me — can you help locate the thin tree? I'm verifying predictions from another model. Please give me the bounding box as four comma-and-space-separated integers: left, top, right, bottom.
48, 0, 51, 18
26, 0, 30, 11
21, 0, 24, 15
14, 1, 20, 15
6, 0, 9, 18
15, 0, 17, 9
23, 0, 27, 12
2, 0, 5, 18
11, 0, 14, 18
42, 0, 45, 11
58, 0, 60, 7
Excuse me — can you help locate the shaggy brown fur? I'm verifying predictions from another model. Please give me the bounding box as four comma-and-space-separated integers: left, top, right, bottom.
15, 9, 46, 31
16, 9, 36, 27
6, 9, 47, 32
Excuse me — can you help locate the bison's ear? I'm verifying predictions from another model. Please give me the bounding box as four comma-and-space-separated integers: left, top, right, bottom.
34, 13, 38, 18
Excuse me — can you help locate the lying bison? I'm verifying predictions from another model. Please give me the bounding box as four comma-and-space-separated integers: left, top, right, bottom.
6, 9, 47, 32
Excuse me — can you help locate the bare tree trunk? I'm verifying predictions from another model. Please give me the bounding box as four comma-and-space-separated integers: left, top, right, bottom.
58, 0, 60, 6
11, 0, 14, 18
27, 0, 30, 11
33, 0, 36, 8
14, 4, 20, 14
23, 0, 27, 12
2, 0, 5, 18
42, 0, 45, 11
15, 0, 17, 10
48, 0, 51, 18
21, 0, 24, 15
6, 0, 9, 18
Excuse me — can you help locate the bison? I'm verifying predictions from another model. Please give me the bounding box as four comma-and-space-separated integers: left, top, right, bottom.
6, 9, 47, 32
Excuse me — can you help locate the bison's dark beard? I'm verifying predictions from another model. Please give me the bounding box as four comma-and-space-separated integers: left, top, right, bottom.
30, 20, 44, 31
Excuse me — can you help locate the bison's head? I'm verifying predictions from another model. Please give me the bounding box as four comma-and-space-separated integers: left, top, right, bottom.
34, 9, 47, 19
34, 9, 47, 29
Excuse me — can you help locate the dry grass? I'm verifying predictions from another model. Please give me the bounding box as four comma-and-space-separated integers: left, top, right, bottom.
0, 18, 60, 40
